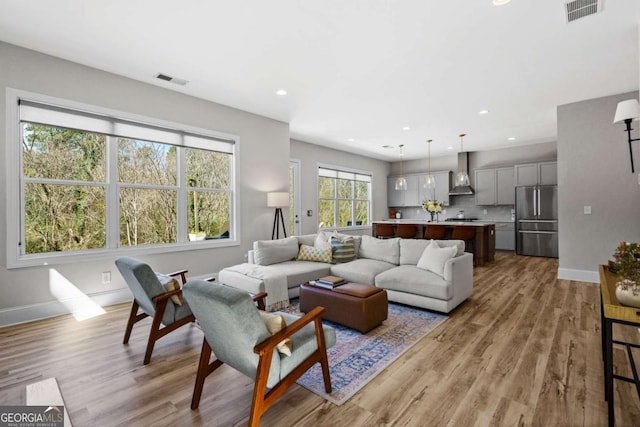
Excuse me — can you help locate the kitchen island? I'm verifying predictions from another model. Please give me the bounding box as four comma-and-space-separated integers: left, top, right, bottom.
371, 220, 495, 266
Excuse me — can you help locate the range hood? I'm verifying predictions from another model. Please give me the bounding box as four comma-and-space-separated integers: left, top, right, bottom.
448, 152, 474, 196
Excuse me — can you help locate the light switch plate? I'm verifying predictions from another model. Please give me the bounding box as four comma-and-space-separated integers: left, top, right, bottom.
584, 206, 592, 215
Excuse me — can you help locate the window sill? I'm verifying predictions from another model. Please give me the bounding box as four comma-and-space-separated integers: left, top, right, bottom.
7, 239, 240, 269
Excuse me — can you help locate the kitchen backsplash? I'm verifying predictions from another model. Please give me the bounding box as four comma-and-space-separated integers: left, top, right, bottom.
393, 195, 515, 222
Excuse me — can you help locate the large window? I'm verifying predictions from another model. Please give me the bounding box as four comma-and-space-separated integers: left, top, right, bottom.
318, 166, 371, 228
8, 91, 237, 267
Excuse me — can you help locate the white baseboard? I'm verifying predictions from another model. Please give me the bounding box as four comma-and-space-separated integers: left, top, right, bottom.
0, 287, 132, 328
557, 268, 599, 283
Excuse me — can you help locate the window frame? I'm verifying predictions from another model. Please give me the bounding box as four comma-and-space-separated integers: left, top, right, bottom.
317, 163, 371, 231
6, 88, 240, 268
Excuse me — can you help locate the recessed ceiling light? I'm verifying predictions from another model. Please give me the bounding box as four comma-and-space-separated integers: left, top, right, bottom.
275, 89, 287, 96
347, 138, 355, 142
382, 145, 393, 149
447, 146, 454, 150
493, 0, 511, 5
402, 126, 411, 131
507, 137, 516, 141
478, 109, 490, 115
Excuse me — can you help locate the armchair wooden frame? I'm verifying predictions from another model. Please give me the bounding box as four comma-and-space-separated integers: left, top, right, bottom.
191, 302, 331, 427
123, 269, 196, 365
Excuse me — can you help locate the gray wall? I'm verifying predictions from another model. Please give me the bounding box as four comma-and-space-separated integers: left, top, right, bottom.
290, 139, 390, 234
557, 91, 640, 282
0, 42, 290, 324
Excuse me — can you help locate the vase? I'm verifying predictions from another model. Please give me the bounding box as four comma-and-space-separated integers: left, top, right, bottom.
615, 282, 640, 308
429, 212, 435, 222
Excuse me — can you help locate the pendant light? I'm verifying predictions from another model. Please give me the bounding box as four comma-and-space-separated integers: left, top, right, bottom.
423, 139, 436, 193
395, 144, 407, 190
455, 133, 470, 187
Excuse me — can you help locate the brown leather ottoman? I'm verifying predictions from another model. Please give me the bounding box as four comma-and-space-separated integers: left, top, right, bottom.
299, 282, 388, 333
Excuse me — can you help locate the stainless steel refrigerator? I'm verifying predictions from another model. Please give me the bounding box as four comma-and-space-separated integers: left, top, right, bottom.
516, 185, 558, 258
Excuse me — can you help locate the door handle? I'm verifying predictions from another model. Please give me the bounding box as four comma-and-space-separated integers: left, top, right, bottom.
536, 187, 541, 216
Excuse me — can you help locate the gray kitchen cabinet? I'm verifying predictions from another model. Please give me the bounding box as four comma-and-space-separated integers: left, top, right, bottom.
495, 167, 515, 205
538, 161, 558, 185
387, 174, 419, 207
474, 167, 514, 206
387, 176, 404, 207
474, 169, 495, 205
515, 161, 557, 186
495, 222, 515, 251
433, 171, 451, 206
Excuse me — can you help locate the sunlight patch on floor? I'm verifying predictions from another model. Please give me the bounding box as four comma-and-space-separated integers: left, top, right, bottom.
49, 269, 106, 321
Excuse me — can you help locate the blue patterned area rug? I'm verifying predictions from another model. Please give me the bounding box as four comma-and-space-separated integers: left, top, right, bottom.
288, 301, 447, 406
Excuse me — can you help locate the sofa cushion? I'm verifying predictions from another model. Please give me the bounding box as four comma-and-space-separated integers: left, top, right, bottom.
375, 265, 453, 301
330, 237, 357, 263
359, 235, 400, 265
330, 258, 396, 285
297, 244, 332, 263
416, 240, 457, 277
253, 237, 299, 266
268, 260, 332, 288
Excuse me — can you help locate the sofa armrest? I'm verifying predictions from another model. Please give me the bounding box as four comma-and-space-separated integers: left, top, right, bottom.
443, 253, 473, 289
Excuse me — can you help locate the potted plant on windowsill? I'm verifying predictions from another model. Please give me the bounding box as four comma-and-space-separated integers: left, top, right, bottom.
609, 242, 640, 308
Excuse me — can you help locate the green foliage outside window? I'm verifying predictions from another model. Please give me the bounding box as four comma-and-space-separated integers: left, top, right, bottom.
21, 123, 232, 255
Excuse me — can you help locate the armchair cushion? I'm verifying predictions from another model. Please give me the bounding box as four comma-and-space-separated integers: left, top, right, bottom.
155, 273, 183, 305
258, 311, 293, 356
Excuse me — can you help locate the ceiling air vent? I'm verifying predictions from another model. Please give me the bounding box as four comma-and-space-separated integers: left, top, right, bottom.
154, 73, 188, 86
564, 0, 603, 23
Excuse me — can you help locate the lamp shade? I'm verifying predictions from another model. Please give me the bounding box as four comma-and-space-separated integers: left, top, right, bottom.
614, 99, 640, 123
267, 192, 289, 207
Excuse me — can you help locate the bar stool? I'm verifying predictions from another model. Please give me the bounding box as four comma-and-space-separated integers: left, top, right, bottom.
424, 225, 447, 240
375, 223, 395, 239
395, 224, 417, 239
451, 227, 476, 263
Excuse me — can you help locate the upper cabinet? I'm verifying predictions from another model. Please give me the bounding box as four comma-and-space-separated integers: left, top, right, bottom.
515, 161, 557, 186
388, 171, 451, 207
474, 166, 514, 206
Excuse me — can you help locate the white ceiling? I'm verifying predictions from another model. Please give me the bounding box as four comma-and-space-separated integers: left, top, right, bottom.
0, 1, 639, 160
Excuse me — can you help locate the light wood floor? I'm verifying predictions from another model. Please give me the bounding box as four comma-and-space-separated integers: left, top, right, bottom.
2, 253, 640, 426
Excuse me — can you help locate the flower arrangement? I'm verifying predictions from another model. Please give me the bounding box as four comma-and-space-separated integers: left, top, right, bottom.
422, 199, 443, 222
609, 242, 640, 294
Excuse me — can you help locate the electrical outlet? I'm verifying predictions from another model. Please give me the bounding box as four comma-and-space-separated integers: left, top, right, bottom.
101, 271, 111, 284
483, 209, 487, 215
583, 205, 592, 215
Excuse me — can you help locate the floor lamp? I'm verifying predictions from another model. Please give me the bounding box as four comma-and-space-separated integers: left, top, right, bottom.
267, 192, 289, 240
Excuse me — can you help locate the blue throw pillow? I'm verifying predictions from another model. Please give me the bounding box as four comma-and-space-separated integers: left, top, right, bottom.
330, 237, 356, 263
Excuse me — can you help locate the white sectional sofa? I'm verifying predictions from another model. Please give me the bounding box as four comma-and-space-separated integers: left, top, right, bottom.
218, 232, 473, 313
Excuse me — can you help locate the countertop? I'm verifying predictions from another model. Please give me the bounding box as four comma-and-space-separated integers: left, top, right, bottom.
372, 220, 496, 227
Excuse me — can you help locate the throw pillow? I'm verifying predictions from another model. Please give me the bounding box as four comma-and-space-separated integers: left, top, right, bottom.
314, 231, 332, 250
416, 240, 457, 277
253, 236, 299, 265
297, 244, 332, 263
331, 231, 361, 256
258, 311, 292, 357
155, 273, 183, 305
330, 237, 357, 263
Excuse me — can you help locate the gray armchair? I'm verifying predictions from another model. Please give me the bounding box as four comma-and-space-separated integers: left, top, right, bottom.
182, 280, 336, 426
115, 256, 196, 365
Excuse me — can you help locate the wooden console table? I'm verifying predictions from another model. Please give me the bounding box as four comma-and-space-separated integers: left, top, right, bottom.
599, 264, 640, 426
